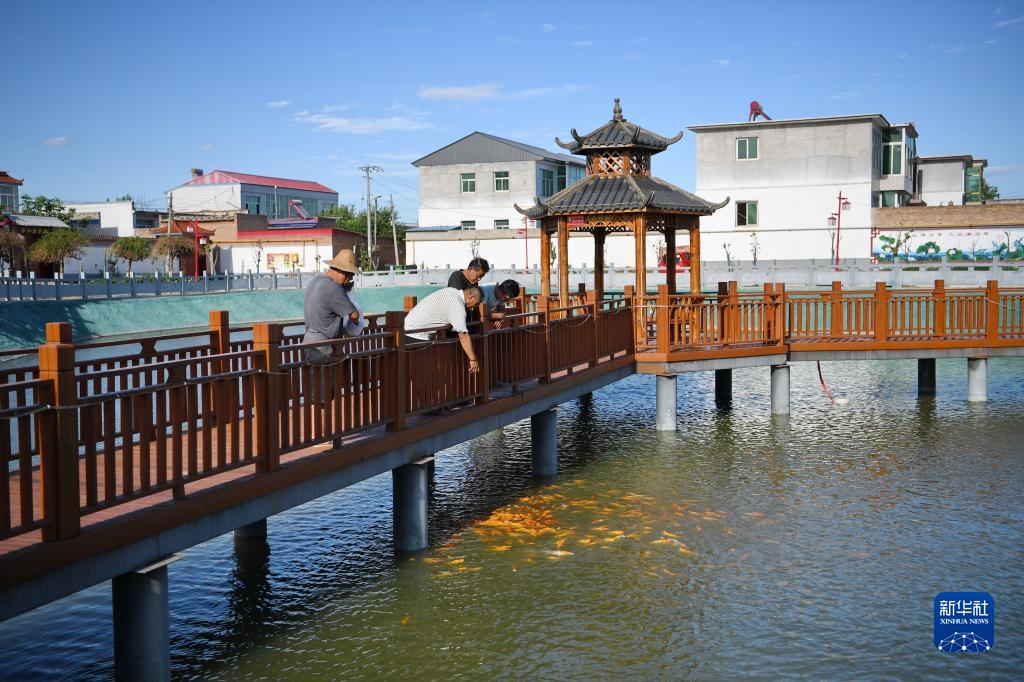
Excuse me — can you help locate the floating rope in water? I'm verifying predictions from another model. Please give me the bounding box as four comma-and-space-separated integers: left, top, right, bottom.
817, 361, 836, 405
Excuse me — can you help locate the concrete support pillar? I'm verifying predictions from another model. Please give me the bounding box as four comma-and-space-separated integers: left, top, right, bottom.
531, 408, 558, 477
770, 364, 790, 415
715, 369, 732, 407
918, 358, 936, 396
656, 375, 677, 431
967, 358, 987, 402
113, 558, 177, 682
234, 518, 267, 540
392, 457, 432, 552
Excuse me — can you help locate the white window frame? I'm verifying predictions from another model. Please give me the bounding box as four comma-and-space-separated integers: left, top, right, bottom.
540, 168, 555, 197
494, 219, 510, 229
736, 200, 758, 226
460, 220, 476, 230
494, 171, 509, 192
736, 137, 758, 161
461, 173, 476, 193
882, 130, 903, 176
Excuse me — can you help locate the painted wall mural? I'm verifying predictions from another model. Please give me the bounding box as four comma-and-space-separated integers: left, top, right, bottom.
871, 226, 1024, 263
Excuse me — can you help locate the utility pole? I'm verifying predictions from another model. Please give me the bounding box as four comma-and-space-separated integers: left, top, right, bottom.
389, 194, 400, 269
166, 192, 174, 273
359, 165, 382, 267
372, 195, 382, 270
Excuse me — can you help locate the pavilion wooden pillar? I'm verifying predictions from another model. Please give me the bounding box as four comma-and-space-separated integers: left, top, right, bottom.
688, 216, 701, 294
540, 224, 552, 298
634, 215, 647, 296
593, 229, 606, 299
557, 217, 570, 307
664, 224, 677, 295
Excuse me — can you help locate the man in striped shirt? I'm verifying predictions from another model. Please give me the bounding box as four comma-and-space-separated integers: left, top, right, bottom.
404, 285, 483, 374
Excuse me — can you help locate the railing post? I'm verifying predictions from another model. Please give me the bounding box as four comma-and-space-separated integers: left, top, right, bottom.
384, 311, 408, 430
105, 271, 112, 299
537, 295, 553, 381
179, 271, 185, 296
656, 284, 670, 354
717, 282, 729, 343
932, 279, 946, 339
762, 283, 774, 342
203, 271, 209, 294
830, 280, 843, 338
209, 310, 230, 414
252, 322, 282, 473
728, 281, 740, 342
150, 271, 157, 297
623, 284, 637, 350
586, 289, 600, 365
37, 322, 79, 540
475, 302, 491, 405
80, 272, 87, 300
775, 283, 786, 344
403, 295, 418, 313
273, 271, 278, 290
874, 282, 889, 342
53, 273, 61, 302
985, 280, 999, 340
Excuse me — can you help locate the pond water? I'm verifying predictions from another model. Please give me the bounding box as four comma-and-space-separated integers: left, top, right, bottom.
0, 358, 1021, 679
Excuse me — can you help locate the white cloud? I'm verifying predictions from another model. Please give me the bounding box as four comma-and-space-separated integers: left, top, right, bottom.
321, 104, 354, 112
945, 45, 967, 53
541, 23, 555, 32
201, 143, 214, 150
898, 53, 909, 59
985, 38, 1001, 45
713, 58, 731, 66
993, 15, 1024, 27
294, 112, 431, 134
573, 40, 594, 47
265, 100, 290, 108
44, 136, 68, 146
418, 83, 500, 101
418, 83, 586, 102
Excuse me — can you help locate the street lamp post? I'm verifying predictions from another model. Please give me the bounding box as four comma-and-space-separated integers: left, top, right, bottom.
826, 192, 852, 271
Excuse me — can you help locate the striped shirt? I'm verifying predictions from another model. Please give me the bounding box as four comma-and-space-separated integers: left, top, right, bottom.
404, 287, 470, 340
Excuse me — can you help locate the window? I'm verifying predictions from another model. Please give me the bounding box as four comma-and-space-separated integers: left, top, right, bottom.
737, 201, 758, 226
965, 166, 982, 203
880, 191, 898, 208
0, 188, 15, 212
882, 129, 902, 175
540, 169, 555, 197
494, 219, 510, 229
243, 194, 262, 215
568, 164, 585, 185
460, 220, 476, 230
494, 171, 509, 192
736, 137, 758, 160
556, 166, 567, 192
461, 173, 476, 193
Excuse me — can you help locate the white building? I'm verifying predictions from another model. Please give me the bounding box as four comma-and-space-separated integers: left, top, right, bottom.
168, 169, 339, 218
0, 171, 22, 213
917, 155, 987, 207
412, 132, 585, 232
65, 200, 164, 273
688, 114, 988, 263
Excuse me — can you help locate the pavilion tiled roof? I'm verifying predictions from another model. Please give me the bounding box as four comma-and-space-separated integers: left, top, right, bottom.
555, 99, 684, 154
515, 174, 728, 219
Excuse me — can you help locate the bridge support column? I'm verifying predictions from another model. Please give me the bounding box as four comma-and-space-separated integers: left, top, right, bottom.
531, 408, 558, 477
967, 358, 987, 402
656, 375, 677, 431
113, 557, 178, 682
770, 364, 790, 415
393, 457, 432, 552
234, 518, 267, 540
917, 358, 936, 395
715, 369, 732, 408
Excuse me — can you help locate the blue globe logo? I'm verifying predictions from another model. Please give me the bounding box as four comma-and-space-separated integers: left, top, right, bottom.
937, 632, 991, 653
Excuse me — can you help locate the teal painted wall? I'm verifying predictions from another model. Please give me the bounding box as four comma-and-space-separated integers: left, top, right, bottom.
0, 286, 440, 351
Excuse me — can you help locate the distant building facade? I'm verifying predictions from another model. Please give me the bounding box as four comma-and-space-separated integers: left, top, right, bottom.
689, 114, 992, 263
0, 171, 23, 213
412, 132, 585, 231
168, 169, 339, 218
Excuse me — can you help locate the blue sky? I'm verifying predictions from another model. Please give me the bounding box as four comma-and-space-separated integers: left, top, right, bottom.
5, 0, 1023, 221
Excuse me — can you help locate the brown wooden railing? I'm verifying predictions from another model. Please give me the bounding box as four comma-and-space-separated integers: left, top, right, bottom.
1, 293, 634, 545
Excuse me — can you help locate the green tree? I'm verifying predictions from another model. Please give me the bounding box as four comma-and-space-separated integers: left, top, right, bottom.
878, 231, 913, 263
152, 236, 195, 272
915, 241, 941, 260
28, 228, 89, 275
110, 236, 152, 274
982, 179, 999, 202
19, 194, 83, 227
322, 203, 403, 239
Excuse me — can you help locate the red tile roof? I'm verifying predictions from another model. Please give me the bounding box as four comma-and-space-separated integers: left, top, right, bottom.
0, 171, 24, 186
185, 170, 336, 194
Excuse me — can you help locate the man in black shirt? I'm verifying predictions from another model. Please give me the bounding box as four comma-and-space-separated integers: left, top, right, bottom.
448, 258, 490, 330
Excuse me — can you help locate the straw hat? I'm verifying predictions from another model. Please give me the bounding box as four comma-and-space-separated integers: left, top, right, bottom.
324, 249, 359, 273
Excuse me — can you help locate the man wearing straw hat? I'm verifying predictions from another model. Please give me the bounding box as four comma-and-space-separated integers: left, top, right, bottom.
303, 249, 361, 364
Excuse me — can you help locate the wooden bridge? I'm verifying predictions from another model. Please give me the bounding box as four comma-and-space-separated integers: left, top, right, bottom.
1, 280, 1022, 678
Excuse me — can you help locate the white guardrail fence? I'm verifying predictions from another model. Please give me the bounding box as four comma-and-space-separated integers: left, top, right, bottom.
3, 260, 1023, 302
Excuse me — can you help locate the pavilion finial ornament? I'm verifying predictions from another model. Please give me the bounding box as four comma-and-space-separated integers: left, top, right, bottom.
613, 98, 624, 121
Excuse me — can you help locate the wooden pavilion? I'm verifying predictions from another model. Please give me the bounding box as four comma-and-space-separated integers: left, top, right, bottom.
516, 99, 727, 304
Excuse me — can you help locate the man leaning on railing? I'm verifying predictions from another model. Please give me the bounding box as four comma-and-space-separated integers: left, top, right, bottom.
302, 249, 363, 363
403, 285, 484, 374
